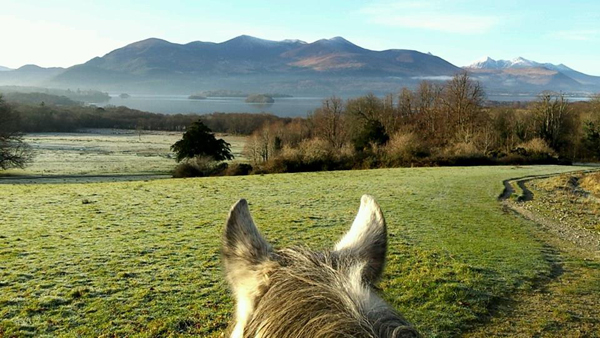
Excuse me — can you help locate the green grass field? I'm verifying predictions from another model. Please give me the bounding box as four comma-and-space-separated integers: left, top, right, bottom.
0, 165, 594, 337
2, 130, 247, 177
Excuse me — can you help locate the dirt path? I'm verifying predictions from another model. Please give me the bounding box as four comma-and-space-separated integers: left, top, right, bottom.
466, 170, 600, 337
499, 172, 600, 252
0, 173, 171, 185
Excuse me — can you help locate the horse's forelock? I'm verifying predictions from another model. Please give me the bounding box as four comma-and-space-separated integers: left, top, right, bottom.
242, 248, 418, 338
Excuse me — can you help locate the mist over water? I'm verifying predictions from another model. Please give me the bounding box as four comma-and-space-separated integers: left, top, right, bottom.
95, 95, 325, 117
94, 94, 592, 117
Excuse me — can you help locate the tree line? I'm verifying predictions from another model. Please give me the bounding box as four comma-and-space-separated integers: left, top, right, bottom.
241, 73, 600, 173
5, 102, 289, 134
2, 72, 600, 172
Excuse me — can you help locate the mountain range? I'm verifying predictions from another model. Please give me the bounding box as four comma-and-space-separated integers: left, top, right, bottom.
0, 36, 598, 96
464, 56, 600, 91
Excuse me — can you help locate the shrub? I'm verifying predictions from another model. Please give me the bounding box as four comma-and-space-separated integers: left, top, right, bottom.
352, 119, 389, 151
279, 145, 302, 162
224, 162, 253, 176
385, 132, 429, 164
428, 142, 495, 166
443, 142, 483, 158
516, 138, 556, 157
172, 156, 228, 178
298, 138, 333, 163
580, 172, 600, 196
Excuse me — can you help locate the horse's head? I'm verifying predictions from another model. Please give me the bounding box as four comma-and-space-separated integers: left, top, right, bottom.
222, 195, 419, 338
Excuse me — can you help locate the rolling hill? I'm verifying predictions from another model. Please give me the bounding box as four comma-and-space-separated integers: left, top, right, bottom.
1, 37, 599, 96
47, 35, 460, 95
464, 57, 600, 93
0, 64, 64, 86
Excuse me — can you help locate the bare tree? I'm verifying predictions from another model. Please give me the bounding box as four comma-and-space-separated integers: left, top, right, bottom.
397, 88, 414, 119
380, 93, 400, 134
346, 93, 384, 124
310, 97, 346, 149
532, 92, 572, 150
415, 81, 443, 137
242, 122, 282, 164
443, 72, 485, 143
0, 96, 32, 170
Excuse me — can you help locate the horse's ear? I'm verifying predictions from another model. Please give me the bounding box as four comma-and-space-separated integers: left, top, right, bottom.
222, 199, 272, 336
222, 199, 271, 276
334, 195, 387, 283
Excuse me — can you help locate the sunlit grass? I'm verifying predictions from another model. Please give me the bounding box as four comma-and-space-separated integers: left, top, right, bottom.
2, 130, 247, 177
0, 165, 591, 337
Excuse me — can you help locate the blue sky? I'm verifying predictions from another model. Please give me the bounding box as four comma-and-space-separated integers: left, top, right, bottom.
2, 0, 599, 74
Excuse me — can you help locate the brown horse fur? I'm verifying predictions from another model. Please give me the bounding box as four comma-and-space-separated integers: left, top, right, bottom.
222, 195, 419, 338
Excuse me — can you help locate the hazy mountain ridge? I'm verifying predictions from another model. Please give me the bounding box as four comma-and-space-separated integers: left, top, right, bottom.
48, 35, 464, 94
0, 64, 65, 87
464, 56, 600, 91
56, 36, 459, 77
1, 36, 599, 95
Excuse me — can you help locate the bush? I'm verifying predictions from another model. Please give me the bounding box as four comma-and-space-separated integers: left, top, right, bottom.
172, 157, 228, 178
516, 138, 556, 157
443, 142, 483, 158
258, 139, 356, 174
224, 162, 253, 176
352, 119, 389, 151
385, 132, 429, 164
580, 172, 600, 196
298, 138, 333, 163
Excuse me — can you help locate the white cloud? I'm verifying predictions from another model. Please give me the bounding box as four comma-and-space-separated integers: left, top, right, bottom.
360, 1, 500, 34
551, 30, 599, 41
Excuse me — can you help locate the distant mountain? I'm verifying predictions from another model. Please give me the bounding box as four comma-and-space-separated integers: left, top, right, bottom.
48, 35, 460, 95
468, 56, 580, 72
2, 38, 599, 96
0, 64, 65, 86
0, 66, 12, 72
464, 56, 600, 93
467, 56, 555, 70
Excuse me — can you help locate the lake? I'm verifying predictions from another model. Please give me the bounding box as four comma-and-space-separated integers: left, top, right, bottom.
97, 95, 325, 117
95, 94, 592, 117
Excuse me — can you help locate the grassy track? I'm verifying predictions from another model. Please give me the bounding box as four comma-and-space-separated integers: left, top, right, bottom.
468, 171, 600, 337
0, 165, 592, 337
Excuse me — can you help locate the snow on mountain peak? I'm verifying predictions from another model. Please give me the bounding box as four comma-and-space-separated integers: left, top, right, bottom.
509, 57, 537, 68
467, 56, 555, 70
467, 57, 502, 69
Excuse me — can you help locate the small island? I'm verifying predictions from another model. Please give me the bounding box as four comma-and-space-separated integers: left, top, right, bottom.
188, 94, 207, 100
245, 94, 274, 104
200, 89, 292, 98
119, 93, 131, 99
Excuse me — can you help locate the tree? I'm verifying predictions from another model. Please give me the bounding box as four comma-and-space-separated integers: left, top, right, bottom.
346, 94, 389, 151
310, 97, 346, 149
582, 120, 600, 159
582, 96, 600, 159
532, 92, 572, 150
352, 119, 389, 151
242, 122, 283, 164
171, 120, 233, 162
443, 72, 485, 143
415, 81, 443, 139
0, 96, 32, 170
